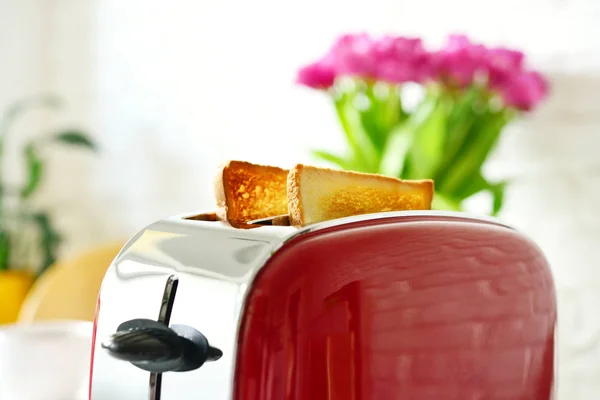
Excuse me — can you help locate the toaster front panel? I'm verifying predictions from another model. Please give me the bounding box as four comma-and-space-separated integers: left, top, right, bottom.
233, 218, 557, 400
89, 219, 291, 400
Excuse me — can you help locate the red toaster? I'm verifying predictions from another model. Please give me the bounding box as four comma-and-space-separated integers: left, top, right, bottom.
88, 210, 556, 399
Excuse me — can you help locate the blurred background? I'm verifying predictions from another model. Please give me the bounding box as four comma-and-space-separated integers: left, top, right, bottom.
1, 0, 599, 399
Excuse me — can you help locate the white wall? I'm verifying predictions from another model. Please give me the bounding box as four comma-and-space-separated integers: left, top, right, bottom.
1, 0, 600, 398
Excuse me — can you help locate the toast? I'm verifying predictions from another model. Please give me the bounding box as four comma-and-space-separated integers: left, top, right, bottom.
214, 160, 288, 228
287, 164, 434, 226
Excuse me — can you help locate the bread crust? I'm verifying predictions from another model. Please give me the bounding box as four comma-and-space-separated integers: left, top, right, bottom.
213, 161, 231, 223
286, 164, 305, 226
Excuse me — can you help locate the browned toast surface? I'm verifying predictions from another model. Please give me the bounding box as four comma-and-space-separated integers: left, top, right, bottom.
287, 164, 434, 226
214, 160, 288, 228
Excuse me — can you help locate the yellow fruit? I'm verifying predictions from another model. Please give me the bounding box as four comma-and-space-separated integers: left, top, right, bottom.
0, 270, 35, 325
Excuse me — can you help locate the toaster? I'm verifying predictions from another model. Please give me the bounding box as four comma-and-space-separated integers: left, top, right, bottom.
88, 210, 557, 400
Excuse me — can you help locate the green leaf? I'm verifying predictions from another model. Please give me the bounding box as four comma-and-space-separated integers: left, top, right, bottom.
380, 86, 406, 130
379, 124, 413, 178
359, 83, 404, 153
444, 86, 480, 151
453, 171, 508, 215
431, 192, 462, 211
0, 231, 10, 271
434, 86, 489, 186
21, 144, 43, 199
54, 130, 97, 151
489, 181, 507, 216
334, 95, 380, 173
311, 150, 353, 170
0, 95, 63, 165
454, 171, 489, 200
359, 93, 385, 152
438, 111, 509, 197
438, 97, 476, 177
31, 213, 62, 275
404, 97, 447, 179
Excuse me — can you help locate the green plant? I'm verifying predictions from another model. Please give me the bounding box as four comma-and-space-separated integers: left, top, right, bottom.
0, 95, 97, 275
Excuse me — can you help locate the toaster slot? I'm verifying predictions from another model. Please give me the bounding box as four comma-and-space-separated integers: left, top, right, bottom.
183, 211, 293, 227
246, 214, 291, 226
184, 212, 219, 221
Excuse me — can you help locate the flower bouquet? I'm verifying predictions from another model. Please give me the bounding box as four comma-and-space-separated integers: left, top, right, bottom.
296, 33, 549, 215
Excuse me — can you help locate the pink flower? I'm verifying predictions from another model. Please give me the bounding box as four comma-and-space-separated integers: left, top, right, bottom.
501, 70, 549, 111
432, 34, 487, 87
296, 33, 432, 87
445, 34, 473, 51
327, 33, 377, 78
486, 47, 525, 89
296, 59, 336, 89
488, 47, 524, 70
371, 36, 432, 83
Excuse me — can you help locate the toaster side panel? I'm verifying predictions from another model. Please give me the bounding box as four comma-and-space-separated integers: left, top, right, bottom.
233, 219, 557, 400
87, 218, 294, 400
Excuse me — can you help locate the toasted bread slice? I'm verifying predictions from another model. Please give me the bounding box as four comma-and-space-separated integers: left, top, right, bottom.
214, 161, 288, 228
287, 164, 434, 226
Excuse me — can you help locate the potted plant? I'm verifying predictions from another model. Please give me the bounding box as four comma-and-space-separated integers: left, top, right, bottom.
0, 95, 96, 324
296, 33, 549, 215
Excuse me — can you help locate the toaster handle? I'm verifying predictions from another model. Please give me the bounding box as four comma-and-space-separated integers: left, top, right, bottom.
101, 318, 223, 373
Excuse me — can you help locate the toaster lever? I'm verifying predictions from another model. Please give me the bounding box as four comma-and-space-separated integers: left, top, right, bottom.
101, 318, 223, 374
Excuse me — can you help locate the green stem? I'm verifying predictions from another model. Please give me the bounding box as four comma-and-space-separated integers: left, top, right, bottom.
361, 82, 406, 153
334, 94, 379, 173
334, 98, 359, 157
434, 86, 481, 182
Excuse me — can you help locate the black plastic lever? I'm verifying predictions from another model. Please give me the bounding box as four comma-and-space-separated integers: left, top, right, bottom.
101, 318, 223, 373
